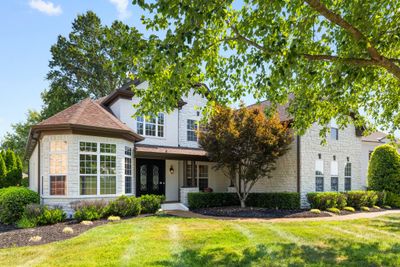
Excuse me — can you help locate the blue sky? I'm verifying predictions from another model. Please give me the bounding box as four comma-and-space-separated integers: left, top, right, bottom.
0, 0, 155, 138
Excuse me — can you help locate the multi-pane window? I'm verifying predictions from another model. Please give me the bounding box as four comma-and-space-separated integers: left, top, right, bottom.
79, 142, 117, 195
185, 161, 197, 187
187, 119, 198, 141
136, 113, 164, 137
330, 160, 338, 191
331, 127, 339, 140
198, 165, 209, 191
49, 141, 67, 195
315, 159, 324, 192
125, 146, 133, 194
50, 176, 66, 195
345, 162, 352, 191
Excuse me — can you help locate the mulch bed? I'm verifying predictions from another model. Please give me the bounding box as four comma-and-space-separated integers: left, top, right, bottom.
0, 220, 108, 249
194, 206, 333, 218
193, 206, 389, 219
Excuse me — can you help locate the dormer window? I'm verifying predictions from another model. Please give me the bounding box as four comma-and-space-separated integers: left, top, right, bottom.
136, 113, 164, 137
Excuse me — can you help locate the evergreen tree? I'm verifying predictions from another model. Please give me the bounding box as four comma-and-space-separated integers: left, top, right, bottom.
4, 150, 16, 173
0, 154, 7, 188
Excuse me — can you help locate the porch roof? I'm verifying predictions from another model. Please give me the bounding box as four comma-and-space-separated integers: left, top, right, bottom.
135, 144, 209, 161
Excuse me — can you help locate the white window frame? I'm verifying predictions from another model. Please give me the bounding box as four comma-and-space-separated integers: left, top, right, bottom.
187, 119, 198, 142
344, 162, 352, 191
330, 160, 338, 191
330, 127, 339, 140
79, 142, 117, 196
315, 159, 324, 192
49, 140, 68, 196
124, 146, 133, 195
136, 113, 165, 138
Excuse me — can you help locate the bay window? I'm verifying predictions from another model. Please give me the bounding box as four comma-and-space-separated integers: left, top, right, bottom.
79, 142, 116, 195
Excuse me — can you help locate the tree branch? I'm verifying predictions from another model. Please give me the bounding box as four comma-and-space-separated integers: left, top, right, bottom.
304, 0, 400, 79
302, 54, 377, 66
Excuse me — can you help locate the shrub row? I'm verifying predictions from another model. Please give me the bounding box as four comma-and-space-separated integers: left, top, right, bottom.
17, 204, 66, 228
188, 192, 300, 210
72, 194, 165, 221
307, 191, 390, 210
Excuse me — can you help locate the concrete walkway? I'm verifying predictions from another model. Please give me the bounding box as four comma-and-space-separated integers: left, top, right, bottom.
164, 209, 400, 223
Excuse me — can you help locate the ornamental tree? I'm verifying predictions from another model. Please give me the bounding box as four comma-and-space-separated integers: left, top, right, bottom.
368, 144, 400, 195
128, 0, 400, 136
198, 105, 292, 207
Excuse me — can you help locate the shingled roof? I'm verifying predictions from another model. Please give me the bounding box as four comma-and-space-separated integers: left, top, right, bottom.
361, 131, 388, 143
26, 98, 143, 158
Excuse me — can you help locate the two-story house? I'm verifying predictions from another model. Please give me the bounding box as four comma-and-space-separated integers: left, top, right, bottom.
27, 81, 365, 212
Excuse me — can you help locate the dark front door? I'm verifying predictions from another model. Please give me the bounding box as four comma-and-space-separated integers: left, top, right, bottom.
136, 159, 165, 196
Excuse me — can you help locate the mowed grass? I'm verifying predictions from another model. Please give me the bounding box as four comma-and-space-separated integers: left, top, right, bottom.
1, 213, 400, 267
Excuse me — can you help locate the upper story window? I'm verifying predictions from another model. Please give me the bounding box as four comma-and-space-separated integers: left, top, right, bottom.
136, 113, 164, 137
49, 141, 67, 195
331, 127, 339, 140
187, 119, 198, 142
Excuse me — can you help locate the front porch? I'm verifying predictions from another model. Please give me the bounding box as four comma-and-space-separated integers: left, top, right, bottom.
134, 144, 231, 209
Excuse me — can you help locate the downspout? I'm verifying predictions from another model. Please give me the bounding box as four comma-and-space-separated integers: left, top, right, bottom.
296, 135, 301, 193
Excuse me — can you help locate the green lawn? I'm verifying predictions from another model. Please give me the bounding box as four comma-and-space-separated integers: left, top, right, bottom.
1, 214, 400, 267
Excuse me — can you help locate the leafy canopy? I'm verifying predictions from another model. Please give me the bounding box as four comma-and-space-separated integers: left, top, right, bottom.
130, 0, 400, 136
41, 11, 145, 118
198, 105, 292, 207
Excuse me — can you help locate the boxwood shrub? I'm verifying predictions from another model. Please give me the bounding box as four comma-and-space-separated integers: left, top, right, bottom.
104, 196, 141, 217
188, 192, 300, 210
0, 186, 40, 224
345, 191, 371, 209
140, 194, 165, 214
307, 192, 347, 210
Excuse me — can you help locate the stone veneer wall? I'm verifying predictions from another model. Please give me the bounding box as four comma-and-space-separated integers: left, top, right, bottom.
38, 134, 135, 214
299, 123, 363, 207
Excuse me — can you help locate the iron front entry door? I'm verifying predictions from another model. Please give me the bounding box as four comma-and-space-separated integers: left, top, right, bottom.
136, 159, 165, 196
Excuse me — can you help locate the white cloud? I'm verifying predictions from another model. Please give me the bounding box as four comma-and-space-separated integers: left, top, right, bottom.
109, 0, 131, 20
29, 0, 62, 16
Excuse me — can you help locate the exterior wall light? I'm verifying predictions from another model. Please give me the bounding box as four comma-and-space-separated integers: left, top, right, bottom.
169, 165, 174, 174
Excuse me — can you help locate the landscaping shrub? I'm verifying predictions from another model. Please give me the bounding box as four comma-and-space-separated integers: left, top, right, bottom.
104, 196, 141, 217
188, 192, 239, 209
345, 191, 377, 209
72, 200, 107, 221
385, 192, 400, 208
343, 207, 355, 212
17, 204, 66, 228
376, 191, 387, 206
361, 206, 370, 212
310, 209, 321, 214
383, 205, 392, 209
140, 194, 165, 214
368, 144, 400, 195
327, 207, 341, 214
0, 186, 39, 224
188, 192, 300, 210
307, 192, 347, 210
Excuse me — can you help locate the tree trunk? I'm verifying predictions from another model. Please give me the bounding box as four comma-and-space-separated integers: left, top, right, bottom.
240, 199, 246, 208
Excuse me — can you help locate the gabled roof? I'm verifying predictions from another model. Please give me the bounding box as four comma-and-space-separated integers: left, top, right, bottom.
26, 98, 143, 158
362, 131, 388, 143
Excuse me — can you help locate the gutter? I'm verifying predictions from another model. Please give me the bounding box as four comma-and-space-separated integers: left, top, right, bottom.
37, 138, 41, 196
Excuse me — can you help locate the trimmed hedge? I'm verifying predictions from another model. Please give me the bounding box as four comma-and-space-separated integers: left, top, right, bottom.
345, 191, 378, 209
188, 192, 300, 210
0, 186, 40, 224
104, 196, 141, 217
307, 192, 347, 210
